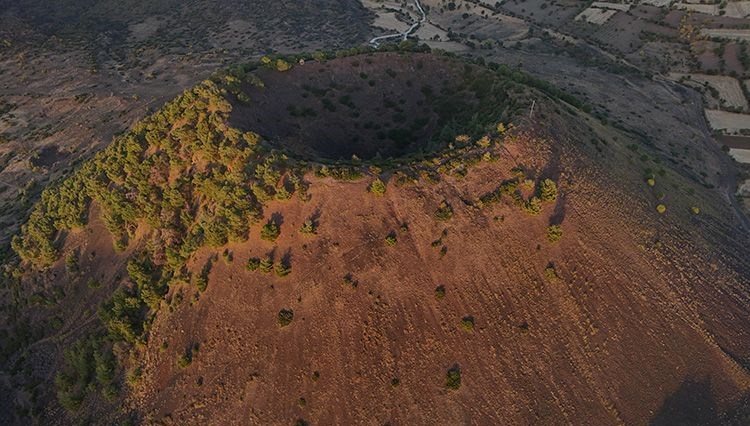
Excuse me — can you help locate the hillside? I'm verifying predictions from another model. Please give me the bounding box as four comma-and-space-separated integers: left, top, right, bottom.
2, 46, 750, 425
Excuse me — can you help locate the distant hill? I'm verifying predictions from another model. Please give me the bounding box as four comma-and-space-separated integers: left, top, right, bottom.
0, 0, 372, 55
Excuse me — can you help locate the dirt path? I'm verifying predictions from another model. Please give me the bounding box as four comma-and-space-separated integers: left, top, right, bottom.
369, 0, 426, 46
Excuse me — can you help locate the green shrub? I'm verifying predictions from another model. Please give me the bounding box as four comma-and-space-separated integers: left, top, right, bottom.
498, 179, 520, 196
691, 206, 700, 215
261, 220, 281, 241
127, 257, 167, 309
54, 336, 118, 412
98, 288, 145, 344
434, 201, 453, 221
544, 265, 559, 281
259, 256, 273, 274
539, 179, 558, 202
523, 196, 542, 215
194, 260, 212, 292
101, 383, 119, 402
656, 204, 667, 214
300, 219, 317, 235
65, 252, 79, 273
278, 309, 294, 327
194, 274, 208, 292
176, 349, 192, 368
275, 59, 291, 72
275, 261, 291, 277
546, 225, 563, 243
459, 316, 475, 332
384, 232, 397, 246
246, 257, 260, 271
445, 367, 461, 390
316, 165, 364, 181
434, 285, 446, 300
369, 178, 386, 196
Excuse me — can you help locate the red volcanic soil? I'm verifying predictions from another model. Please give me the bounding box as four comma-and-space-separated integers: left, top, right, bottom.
118, 107, 750, 425
9, 54, 750, 426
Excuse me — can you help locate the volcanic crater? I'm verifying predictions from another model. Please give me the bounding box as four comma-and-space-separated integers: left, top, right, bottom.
230, 52, 525, 161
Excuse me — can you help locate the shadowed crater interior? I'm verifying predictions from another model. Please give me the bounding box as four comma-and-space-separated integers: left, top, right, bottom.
229, 52, 523, 161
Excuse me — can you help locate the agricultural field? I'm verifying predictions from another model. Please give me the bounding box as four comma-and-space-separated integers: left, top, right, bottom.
730, 147, 750, 162
575, 7, 618, 25
675, 0, 750, 18
669, 73, 749, 111
700, 28, 750, 42
705, 109, 750, 134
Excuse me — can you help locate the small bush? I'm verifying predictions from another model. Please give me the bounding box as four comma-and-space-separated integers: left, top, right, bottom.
194, 274, 208, 292
691, 206, 700, 215
177, 349, 192, 368
546, 225, 563, 243
259, 256, 273, 274
65, 252, 79, 273
434, 201, 454, 221
221, 249, 233, 264
459, 316, 475, 332
369, 178, 386, 196
246, 257, 260, 271
385, 232, 397, 246
275, 261, 291, 277
101, 383, 119, 402
656, 204, 667, 214
87, 278, 101, 289
476, 135, 491, 148
342, 274, 357, 289
434, 285, 446, 300
275, 59, 291, 72
300, 219, 317, 235
445, 367, 461, 390
544, 265, 559, 281
523, 197, 542, 215
539, 179, 558, 202
261, 220, 281, 241
278, 309, 294, 327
